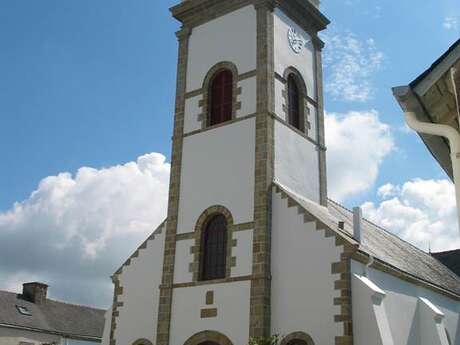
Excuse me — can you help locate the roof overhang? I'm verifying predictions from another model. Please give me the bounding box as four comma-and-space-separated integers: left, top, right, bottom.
393, 39, 460, 181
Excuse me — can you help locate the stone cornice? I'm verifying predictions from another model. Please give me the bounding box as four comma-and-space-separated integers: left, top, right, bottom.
170, 0, 330, 33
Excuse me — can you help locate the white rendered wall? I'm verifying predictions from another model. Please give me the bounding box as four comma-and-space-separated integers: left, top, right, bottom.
0, 327, 61, 345
271, 189, 342, 344
184, 95, 202, 134
101, 307, 112, 345
186, 6, 257, 92
114, 229, 166, 345
169, 281, 251, 345
273, 8, 317, 101
177, 118, 255, 233
174, 239, 195, 284
231, 229, 253, 277
351, 260, 460, 345
274, 121, 320, 203
237, 77, 257, 118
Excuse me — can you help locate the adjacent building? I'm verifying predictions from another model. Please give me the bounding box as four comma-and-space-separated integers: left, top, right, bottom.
103, 1, 460, 345
0, 282, 105, 345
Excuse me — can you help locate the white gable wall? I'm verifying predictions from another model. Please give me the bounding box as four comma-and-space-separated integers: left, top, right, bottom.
351, 260, 460, 345
271, 189, 342, 343
113, 229, 166, 345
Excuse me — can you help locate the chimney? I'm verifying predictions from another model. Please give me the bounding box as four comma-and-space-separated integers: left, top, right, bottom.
22, 282, 48, 304
353, 207, 362, 243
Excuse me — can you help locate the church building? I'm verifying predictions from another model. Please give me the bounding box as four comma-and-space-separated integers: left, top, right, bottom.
101, 1, 460, 345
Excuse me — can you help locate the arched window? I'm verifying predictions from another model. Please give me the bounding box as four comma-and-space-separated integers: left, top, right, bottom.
209, 69, 233, 126
201, 214, 227, 280
287, 74, 302, 131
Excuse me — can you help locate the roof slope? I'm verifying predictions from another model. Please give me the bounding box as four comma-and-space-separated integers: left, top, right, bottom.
0, 290, 105, 340
432, 249, 460, 277
275, 182, 460, 297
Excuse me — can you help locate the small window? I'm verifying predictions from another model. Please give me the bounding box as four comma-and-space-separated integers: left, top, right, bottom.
16, 305, 32, 316
209, 70, 233, 126
287, 75, 302, 131
200, 214, 228, 281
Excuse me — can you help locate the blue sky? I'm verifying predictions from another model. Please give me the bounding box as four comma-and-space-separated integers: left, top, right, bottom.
0, 0, 459, 306
1, 0, 458, 211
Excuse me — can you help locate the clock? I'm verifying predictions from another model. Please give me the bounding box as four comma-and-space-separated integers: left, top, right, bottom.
288, 27, 303, 54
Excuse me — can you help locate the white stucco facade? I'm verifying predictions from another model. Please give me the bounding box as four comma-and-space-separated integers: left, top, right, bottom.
177, 118, 255, 233
271, 189, 342, 344
113, 225, 166, 345
186, 6, 257, 93
351, 260, 460, 345
274, 121, 321, 203
169, 282, 251, 345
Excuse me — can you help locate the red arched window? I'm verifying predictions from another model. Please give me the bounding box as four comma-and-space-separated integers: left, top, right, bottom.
209, 70, 233, 126
201, 214, 227, 281
288, 75, 301, 131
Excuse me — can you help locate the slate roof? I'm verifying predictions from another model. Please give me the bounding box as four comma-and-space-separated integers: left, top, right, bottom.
0, 290, 105, 340
432, 249, 460, 277
276, 182, 460, 297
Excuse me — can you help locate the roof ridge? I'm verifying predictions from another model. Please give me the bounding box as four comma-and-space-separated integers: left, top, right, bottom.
0, 289, 105, 311
44, 297, 106, 311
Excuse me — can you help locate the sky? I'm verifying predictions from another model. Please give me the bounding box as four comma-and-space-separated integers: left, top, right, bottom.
0, 0, 459, 308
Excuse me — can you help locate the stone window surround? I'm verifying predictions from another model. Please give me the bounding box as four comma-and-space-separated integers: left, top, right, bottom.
198, 61, 242, 129
280, 67, 312, 136
183, 330, 234, 345
132, 339, 154, 345
189, 205, 239, 282
280, 332, 315, 345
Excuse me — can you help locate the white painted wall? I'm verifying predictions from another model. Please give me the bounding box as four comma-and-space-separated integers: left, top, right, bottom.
306, 103, 318, 142
113, 227, 166, 345
274, 121, 320, 203
237, 77, 257, 118
0, 327, 62, 345
271, 189, 342, 344
184, 95, 202, 134
169, 281, 251, 345
177, 118, 255, 233
174, 239, 195, 284
273, 8, 317, 101
186, 6, 257, 92
101, 307, 112, 345
351, 260, 460, 345
231, 229, 253, 277
352, 274, 395, 345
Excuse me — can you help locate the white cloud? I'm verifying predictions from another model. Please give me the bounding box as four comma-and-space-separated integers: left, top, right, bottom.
362, 179, 460, 252
444, 16, 459, 30
377, 183, 400, 199
326, 110, 394, 201
323, 32, 384, 102
0, 153, 170, 308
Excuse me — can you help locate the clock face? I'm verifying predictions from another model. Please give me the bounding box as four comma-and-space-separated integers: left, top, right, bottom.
288, 27, 303, 54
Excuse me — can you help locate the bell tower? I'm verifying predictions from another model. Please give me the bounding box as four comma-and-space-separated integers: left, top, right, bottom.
157, 1, 329, 344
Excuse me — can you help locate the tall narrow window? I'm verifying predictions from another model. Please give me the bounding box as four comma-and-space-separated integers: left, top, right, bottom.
287, 75, 302, 131
201, 214, 227, 281
209, 70, 233, 126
